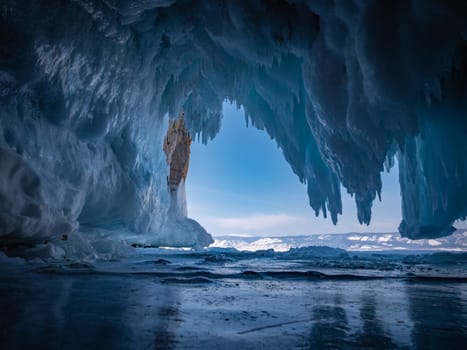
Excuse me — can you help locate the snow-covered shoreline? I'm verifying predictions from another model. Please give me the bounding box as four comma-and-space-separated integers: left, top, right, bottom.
212, 231, 467, 252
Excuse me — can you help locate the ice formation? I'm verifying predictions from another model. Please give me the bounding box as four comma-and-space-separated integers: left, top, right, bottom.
1, 0, 467, 253
161, 114, 212, 248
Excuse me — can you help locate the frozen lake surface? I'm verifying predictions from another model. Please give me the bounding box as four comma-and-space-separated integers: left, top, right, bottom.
1, 248, 466, 349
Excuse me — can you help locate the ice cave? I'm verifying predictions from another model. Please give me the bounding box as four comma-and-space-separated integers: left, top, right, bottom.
0, 1, 467, 348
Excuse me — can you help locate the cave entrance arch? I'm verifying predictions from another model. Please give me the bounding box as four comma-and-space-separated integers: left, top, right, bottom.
185, 101, 402, 238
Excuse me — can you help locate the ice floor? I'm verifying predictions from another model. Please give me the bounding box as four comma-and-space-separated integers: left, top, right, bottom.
1, 249, 466, 349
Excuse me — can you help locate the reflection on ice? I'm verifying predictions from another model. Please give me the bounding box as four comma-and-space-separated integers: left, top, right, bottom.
309, 296, 350, 348
0, 267, 180, 349
353, 293, 396, 349
409, 284, 467, 349
0, 250, 466, 349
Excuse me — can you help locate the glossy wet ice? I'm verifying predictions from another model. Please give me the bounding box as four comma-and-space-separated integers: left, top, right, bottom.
0, 249, 466, 349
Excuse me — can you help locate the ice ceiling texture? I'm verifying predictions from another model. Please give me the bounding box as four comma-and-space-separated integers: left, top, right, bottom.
1, 0, 467, 253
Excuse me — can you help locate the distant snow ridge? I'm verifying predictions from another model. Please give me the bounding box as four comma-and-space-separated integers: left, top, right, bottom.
212, 231, 467, 252
1, 0, 467, 255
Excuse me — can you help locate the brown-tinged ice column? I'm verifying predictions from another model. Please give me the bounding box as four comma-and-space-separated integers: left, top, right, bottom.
163, 113, 191, 193
158, 113, 212, 248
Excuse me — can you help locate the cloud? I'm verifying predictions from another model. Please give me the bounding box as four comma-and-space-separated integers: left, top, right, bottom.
207, 213, 307, 231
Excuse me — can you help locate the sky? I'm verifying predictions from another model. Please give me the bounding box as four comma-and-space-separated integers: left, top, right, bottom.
186, 101, 403, 237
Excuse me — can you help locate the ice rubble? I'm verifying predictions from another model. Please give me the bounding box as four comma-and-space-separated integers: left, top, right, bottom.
1, 0, 467, 254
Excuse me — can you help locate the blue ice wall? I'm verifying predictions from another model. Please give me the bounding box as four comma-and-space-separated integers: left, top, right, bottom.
1, 0, 466, 251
